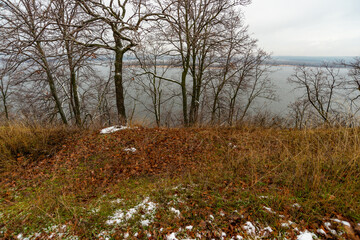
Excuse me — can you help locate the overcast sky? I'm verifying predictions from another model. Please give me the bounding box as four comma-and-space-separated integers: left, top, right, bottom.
242, 0, 360, 56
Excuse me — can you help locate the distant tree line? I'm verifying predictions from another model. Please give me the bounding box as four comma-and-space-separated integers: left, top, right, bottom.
0, 0, 359, 128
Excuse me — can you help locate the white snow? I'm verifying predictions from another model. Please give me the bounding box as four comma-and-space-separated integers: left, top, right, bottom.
209, 215, 215, 220
296, 230, 316, 240
106, 198, 157, 226
100, 125, 132, 134
331, 218, 351, 227
167, 232, 178, 240
263, 226, 273, 233
281, 221, 295, 228
324, 222, 337, 235
106, 209, 125, 225
16, 234, 27, 240
263, 206, 276, 214
228, 143, 238, 149
141, 219, 150, 226
170, 207, 181, 216
185, 225, 193, 231
123, 232, 129, 238
91, 207, 100, 213
243, 221, 256, 235
110, 198, 123, 204
281, 223, 290, 228
317, 229, 326, 235
259, 196, 269, 199
14, 225, 79, 240
292, 203, 301, 208
220, 210, 225, 216
124, 147, 137, 152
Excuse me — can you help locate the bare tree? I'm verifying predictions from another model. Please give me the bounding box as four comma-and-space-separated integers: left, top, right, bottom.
207, 12, 254, 124
74, 0, 164, 124
0, 0, 68, 124
235, 50, 275, 123
288, 100, 310, 129
132, 34, 177, 127
288, 64, 344, 124
0, 58, 12, 120
342, 57, 360, 110
155, 0, 250, 126
49, 0, 98, 126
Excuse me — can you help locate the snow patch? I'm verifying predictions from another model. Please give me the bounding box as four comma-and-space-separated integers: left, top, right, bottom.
324, 222, 337, 235
228, 143, 238, 149
16, 225, 78, 240
263, 206, 276, 214
167, 232, 178, 240
106, 209, 125, 225
281, 221, 294, 228
185, 225, 193, 231
124, 147, 137, 152
110, 198, 123, 204
100, 125, 133, 134
317, 229, 326, 236
292, 203, 301, 208
259, 195, 269, 199
243, 221, 256, 235
16, 234, 27, 240
331, 218, 351, 227
97, 230, 112, 239
106, 198, 157, 226
170, 207, 181, 216
296, 230, 316, 240
141, 219, 150, 226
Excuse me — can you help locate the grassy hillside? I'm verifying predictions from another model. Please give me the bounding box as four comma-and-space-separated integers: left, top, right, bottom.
0, 125, 360, 239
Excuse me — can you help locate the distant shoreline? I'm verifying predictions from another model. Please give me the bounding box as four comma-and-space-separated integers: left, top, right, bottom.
123, 62, 348, 69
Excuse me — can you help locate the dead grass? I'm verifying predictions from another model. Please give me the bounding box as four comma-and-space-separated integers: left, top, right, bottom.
0, 124, 359, 239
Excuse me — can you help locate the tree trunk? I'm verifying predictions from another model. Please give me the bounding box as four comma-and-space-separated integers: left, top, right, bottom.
46, 70, 68, 125
70, 69, 81, 126
1, 96, 9, 120
114, 46, 127, 125
65, 40, 82, 126
181, 69, 189, 126
36, 42, 68, 125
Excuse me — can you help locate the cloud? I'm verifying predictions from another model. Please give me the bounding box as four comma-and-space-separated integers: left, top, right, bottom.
243, 0, 360, 56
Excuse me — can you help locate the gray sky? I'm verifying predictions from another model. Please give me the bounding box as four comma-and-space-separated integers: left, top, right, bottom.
243, 0, 360, 56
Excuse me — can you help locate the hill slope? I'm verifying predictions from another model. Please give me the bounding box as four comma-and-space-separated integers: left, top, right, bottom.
1, 126, 360, 239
